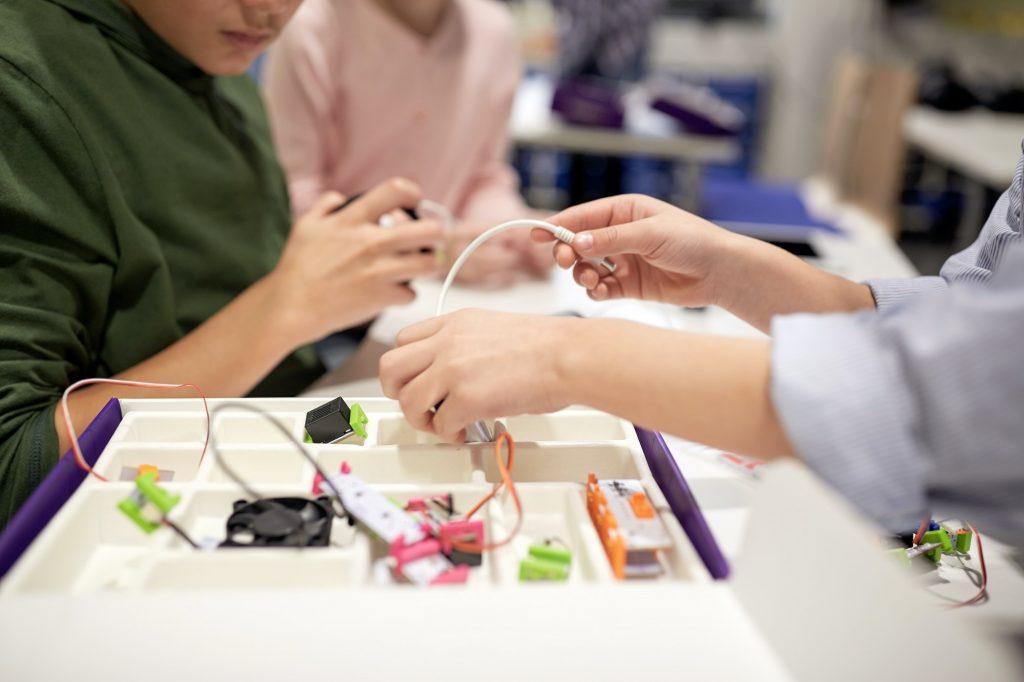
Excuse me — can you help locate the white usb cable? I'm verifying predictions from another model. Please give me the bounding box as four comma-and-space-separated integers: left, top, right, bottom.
435, 219, 616, 317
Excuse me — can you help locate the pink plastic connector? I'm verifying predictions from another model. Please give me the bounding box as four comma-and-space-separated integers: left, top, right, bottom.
389, 537, 442, 572
438, 520, 485, 553
430, 565, 471, 585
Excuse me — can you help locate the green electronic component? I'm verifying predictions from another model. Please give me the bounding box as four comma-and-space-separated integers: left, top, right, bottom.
955, 529, 973, 554
919, 530, 949, 562
303, 431, 313, 444
528, 543, 572, 566
519, 542, 572, 581
349, 403, 369, 439
117, 471, 181, 534
922, 529, 952, 554
519, 556, 570, 582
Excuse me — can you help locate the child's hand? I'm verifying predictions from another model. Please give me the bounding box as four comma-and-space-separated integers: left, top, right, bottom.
535, 194, 737, 308
379, 309, 576, 442
444, 223, 537, 288
267, 178, 444, 345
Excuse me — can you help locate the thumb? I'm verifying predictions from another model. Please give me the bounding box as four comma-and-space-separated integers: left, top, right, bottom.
570, 219, 660, 259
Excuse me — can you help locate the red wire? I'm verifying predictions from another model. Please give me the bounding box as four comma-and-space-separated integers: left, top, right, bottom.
948, 523, 987, 609
448, 432, 522, 553
912, 517, 930, 546
61, 378, 210, 482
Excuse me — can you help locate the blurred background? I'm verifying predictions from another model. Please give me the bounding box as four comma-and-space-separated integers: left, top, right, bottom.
501, 0, 1024, 274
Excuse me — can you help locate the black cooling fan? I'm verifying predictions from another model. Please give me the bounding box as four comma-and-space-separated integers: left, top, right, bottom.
221, 496, 334, 548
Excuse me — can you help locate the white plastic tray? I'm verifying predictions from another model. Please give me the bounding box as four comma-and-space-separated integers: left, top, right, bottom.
2, 398, 1018, 682
0, 398, 704, 595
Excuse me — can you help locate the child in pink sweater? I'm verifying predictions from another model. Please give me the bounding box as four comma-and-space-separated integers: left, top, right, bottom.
264, 0, 550, 286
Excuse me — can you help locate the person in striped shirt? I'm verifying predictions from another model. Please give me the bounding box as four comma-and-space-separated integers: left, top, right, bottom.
380, 144, 1024, 548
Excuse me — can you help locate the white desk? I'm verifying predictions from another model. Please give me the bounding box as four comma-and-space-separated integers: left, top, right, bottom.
509, 74, 740, 208
904, 106, 1024, 249
904, 106, 1023, 190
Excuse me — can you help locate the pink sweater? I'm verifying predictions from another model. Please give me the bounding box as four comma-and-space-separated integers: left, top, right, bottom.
263, 0, 530, 224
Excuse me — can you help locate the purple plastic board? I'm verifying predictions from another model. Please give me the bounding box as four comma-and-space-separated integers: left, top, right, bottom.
0, 398, 123, 580
635, 426, 730, 580
551, 78, 625, 129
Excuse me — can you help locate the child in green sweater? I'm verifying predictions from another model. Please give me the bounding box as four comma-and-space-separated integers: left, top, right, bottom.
0, 0, 441, 525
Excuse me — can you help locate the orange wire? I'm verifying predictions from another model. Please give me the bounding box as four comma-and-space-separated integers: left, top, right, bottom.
948, 523, 987, 609
62, 378, 210, 482
448, 431, 522, 553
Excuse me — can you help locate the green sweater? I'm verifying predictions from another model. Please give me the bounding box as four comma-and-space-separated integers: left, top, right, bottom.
0, 0, 322, 526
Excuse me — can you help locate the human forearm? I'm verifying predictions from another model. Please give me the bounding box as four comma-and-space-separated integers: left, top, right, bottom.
710, 233, 876, 334
54, 275, 299, 452
558, 319, 795, 458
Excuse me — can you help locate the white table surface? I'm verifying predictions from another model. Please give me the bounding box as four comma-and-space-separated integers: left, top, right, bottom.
904, 106, 1024, 189
510, 73, 739, 163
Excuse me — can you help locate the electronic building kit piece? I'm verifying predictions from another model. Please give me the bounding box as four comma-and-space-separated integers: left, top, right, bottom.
319, 463, 473, 586
118, 470, 181, 535
519, 541, 572, 582
0, 399, 721, 596
586, 473, 673, 579
220, 497, 335, 548
304, 397, 368, 444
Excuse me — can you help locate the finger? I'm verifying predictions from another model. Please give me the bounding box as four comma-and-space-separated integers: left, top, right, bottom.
530, 227, 556, 243
379, 207, 414, 227
587, 273, 625, 301
572, 262, 603, 290
397, 372, 448, 433
547, 194, 652, 234
569, 218, 660, 259
431, 397, 473, 444
395, 316, 445, 347
554, 242, 577, 269
589, 282, 610, 301
377, 220, 444, 254
306, 191, 347, 219
379, 339, 435, 398
341, 178, 422, 225
377, 252, 442, 282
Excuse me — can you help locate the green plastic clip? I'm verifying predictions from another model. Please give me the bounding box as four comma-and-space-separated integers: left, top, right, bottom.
955, 528, 973, 554
528, 543, 573, 565
518, 542, 572, 582
117, 471, 181, 534
349, 403, 369, 439
519, 556, 570, 581
920, 530, 950, 562
303, 431, 313, 444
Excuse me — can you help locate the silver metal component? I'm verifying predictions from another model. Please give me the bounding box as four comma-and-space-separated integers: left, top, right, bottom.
464, 419, 494, 443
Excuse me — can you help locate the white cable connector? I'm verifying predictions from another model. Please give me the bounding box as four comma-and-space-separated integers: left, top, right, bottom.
436, 219, 616, 316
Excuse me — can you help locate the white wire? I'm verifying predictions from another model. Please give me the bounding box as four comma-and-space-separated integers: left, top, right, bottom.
417, 199, 454, 233
60, 378, 210, 478
435, 219, 616, 316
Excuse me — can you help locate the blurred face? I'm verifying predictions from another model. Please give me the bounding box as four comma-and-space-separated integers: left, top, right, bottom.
122, 0, 302, 75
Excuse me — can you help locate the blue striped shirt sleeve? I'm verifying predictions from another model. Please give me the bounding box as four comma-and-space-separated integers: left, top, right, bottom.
770, 146, 1024, 546
865, 144, 1024, 313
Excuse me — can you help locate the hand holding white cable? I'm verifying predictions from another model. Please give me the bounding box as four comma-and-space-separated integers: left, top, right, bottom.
431, 219, 613, 443
436, 219, 615, 316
